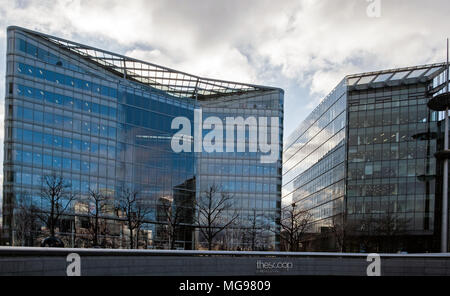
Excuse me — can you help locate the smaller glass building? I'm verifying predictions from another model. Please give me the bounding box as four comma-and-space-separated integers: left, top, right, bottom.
283, 63, 449, 252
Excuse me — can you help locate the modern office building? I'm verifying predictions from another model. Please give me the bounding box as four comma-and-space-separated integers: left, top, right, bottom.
283, 63, 449, 252
2, 26, 283, 249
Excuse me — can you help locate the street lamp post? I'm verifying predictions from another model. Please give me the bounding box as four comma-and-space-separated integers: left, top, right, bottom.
427, 39, 450, 252
443, 38, 449, 253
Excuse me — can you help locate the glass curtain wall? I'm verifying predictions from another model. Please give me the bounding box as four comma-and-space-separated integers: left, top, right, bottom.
3, 27, 284, 250
3, 28, 196, 248
346, 84, 437, 233
197, 90, 283, 250
282, 80, 347, 235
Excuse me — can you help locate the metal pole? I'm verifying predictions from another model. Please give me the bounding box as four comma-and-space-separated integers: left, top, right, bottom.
71, 220, 75, 248
442, 38, 449, 253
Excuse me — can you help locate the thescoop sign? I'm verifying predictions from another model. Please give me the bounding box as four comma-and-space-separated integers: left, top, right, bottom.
171, 109, 280, 164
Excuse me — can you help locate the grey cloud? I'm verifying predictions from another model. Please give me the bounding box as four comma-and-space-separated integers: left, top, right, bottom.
0, 0, 450, 137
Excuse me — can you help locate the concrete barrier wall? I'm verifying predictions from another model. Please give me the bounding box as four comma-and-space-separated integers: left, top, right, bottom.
1, 247, 449, 276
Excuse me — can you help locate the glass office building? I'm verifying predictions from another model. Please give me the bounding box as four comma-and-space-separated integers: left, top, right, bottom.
283, 63, 449, 252
2, 26, 283, 249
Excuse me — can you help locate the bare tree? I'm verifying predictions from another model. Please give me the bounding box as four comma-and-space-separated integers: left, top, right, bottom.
36, 174, 76, 238
279, 203, 313, 252
330, 215, 348, 252
374, 209, 410, 253
347, 208, 410, 253
115, 187, 152, 249
14, 192, 40, 246
87, 188, 110, 247
195, 184, 239, 250
159, 196, 193, 250
241, 209, 272, 251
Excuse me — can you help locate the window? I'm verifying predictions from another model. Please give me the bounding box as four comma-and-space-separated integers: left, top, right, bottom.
33, 110, 43, 123
44, 134, 53, 147
23, 129, 33, 143
72, 139, 82, 152
63, 158, 71, 170
23, 107, 33, 121
72, 159, 81, 171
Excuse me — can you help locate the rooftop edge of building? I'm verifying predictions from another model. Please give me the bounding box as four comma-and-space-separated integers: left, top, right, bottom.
345, 62, 446, 88
284, 62, 447, 149
7, 25, 284, 99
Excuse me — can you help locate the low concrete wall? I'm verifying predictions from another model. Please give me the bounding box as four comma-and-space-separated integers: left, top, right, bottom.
0, 247, 449, 276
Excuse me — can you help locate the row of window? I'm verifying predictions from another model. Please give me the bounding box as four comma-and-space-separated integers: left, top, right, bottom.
283, 128, 346, 187
17, 63, 118, 99
306, 197, 343, 222
285, 94, 346, 154
348, 159, 435, 180
15, 105, 117, 140
14, 127, 116, 159
199, 178, 278, 194
14, 149, 102, 174
348, 125, 435, 146
14, 151, 194, 188
284, 111, 346, 174
122, 90, 194, 118
349, 96, 429, 111
347, 195, 434, 215
17, 84, 117, 119
12, 148, 194, 184
124, 104, 181, 133
17, 37, 90, 75
291, 163, 345, 202
294, 180, 345, 213
293, 145, 345, 190
198, 150, 281, 160
348, 141, 435, 162
13, 126, 194, 176
347, 179, 435, 197
10, 171, 125, 195
199, 162, 278, 177
9, 164, 194, 194
348, 106, 432, 128
201, 94, 281, 112
348, 85, 427, 100
285, 80, 345, 148
347, 214, 433, 232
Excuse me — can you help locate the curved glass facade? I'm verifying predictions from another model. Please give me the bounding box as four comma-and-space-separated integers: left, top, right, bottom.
283, 80, 347, 233
2, 27, 283, 250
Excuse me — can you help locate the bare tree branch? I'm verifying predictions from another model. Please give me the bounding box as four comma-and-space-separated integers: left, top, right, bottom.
195, 184, 239, 250
37, 173, 76, 238
278, 203, 313, 252
115, 186, 152, 249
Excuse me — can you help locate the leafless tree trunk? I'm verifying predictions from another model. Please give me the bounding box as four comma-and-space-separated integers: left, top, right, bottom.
374, 206, 410, 253
349, 214, 379, 252
241, 209, 271, 251
347, 207, 410, 253
159, 196, 193, 250
279, 203, 313, 252
87, 188, 109, 247
195, 184, 239, 250
15, 192, 39, 246
36, 173, 76, 238
331, 215, 347, 252
115, 187, 151, 249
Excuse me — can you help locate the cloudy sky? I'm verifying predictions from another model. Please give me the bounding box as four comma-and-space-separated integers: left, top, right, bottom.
0, 0, 449, 190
